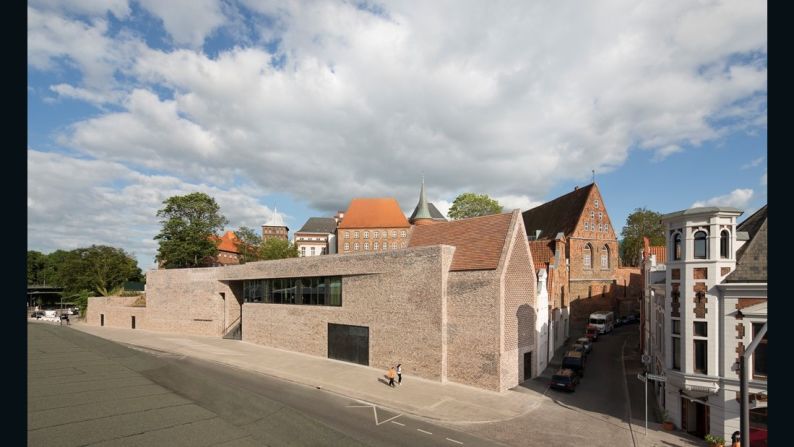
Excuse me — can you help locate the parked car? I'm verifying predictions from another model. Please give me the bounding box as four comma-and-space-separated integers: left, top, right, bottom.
571, 342, 589, 360
550, 368, 580, 392
30, 311, 44, 319
585, 325, 599, 342
576, 337, 593, 354
561, 351, 585, 377
615, 316, 627, 327
625, 314, 639, 324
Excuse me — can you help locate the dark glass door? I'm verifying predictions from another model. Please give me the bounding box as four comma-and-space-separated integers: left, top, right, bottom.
328, 323, 369, 366
524, 352, 532, 380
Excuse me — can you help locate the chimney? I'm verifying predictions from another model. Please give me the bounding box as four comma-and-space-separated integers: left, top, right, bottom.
574, 186, 579, 190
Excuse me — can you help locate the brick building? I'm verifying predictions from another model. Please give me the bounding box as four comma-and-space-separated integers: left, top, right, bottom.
337, 198, 412, 254
522, 183, 621, 342
294, 217, 338, 256
210, 230, 241, 266
262, 208, 289, 242
87, 211, 544, 392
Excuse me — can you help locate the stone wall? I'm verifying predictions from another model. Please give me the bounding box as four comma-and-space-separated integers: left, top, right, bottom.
86, 296, 147, 330
229, 246, 455, 382
144, 267, 231, 336
500, 218, 537, 389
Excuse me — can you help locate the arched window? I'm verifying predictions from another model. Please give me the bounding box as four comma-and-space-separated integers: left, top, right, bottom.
583, 244, 592, 268
720, 230, 730, 258
694, 231, 708, 259
673, 233, 682, 260
601, 245, 610, 269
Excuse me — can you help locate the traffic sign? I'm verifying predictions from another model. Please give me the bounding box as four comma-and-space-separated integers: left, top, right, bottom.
637, 373, 646, 382
646, 374, 667, 382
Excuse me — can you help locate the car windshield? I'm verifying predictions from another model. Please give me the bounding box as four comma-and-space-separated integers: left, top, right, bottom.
590, 318, 604, 324
552, 375, 571, 383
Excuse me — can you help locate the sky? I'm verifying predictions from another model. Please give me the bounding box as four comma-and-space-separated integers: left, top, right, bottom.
28, 0, 767, 271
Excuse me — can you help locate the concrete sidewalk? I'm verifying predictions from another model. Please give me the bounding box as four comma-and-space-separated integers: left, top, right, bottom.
68, 321, 544, 425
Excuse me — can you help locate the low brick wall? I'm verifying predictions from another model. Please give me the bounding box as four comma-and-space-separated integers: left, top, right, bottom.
86, 296, 147, 330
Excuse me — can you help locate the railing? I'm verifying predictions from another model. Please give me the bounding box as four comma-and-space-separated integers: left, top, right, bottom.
223, 315, 241, 335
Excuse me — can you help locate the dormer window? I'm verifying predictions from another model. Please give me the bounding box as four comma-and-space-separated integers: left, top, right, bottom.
694, 230, 708, 259
594, 199, 599, 209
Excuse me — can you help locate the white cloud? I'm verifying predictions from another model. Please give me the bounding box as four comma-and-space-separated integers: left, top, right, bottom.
691, 188, 754, 209
29, 1, 768, 251
29, 0, 130, 19
27, 150, 280, 271
494, 195, 544, 213
137, 0, 226, 47
760, 171, 767, 186
741, 156, 765, 169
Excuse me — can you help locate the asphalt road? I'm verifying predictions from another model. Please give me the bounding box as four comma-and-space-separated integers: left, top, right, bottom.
28, 323, 502, 447
455, 324, 641, 447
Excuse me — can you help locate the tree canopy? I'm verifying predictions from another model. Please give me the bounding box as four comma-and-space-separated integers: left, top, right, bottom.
154, 192, 228, 268
619, 207, 665, 267
447, 193, 503, 220
259, 238, 299, 260
235, 226, 263, 263
26, 246, 143, 295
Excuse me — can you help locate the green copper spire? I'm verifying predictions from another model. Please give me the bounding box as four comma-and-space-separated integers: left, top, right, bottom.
412, 176, 433, 221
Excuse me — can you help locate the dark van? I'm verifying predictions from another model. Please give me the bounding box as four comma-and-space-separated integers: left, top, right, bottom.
561, 351, 585, 377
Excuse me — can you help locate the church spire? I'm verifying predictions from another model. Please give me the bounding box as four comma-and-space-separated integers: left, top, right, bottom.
411, 176, 434, 225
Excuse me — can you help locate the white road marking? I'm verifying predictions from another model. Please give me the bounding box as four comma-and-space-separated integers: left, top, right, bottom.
417, 429, 433, 435
345, 403, 403, 426
446, 438, 464, 445
390, 421, 405, 426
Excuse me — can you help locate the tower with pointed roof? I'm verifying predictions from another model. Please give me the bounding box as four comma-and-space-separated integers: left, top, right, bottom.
409, 178, 447, 225
410, 178, 435, 226
262, 207, 289, 242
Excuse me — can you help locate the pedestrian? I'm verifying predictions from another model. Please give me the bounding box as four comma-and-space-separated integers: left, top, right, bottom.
387, 366, 396, 387
396, 364, 402, 385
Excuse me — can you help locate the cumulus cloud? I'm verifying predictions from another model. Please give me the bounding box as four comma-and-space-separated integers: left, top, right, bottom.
28, 150, 280, 270
137, 0, 226, 47
691, 188, 754, 209
28, 1, 768, 256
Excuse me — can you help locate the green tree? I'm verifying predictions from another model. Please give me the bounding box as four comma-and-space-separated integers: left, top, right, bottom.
27, 250, 47, 285
154, 192, 229, 268
259, 238, 299, 260
447, 192, 503, 219
58, 245, 143, 295
619, 208, 665, 267
235, 226, 263, 263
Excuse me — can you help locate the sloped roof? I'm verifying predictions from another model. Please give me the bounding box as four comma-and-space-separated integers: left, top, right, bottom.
725, 205, 767, 283
338, 198, 411, 229
297, 217, 338, 234
522, 184, 594, 240
529, 239, 556, 270
408, 212, 514, 271
213, 231, 239, 253
409, 202, 447, 221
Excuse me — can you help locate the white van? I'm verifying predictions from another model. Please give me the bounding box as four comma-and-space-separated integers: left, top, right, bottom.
588, 311, 614, 334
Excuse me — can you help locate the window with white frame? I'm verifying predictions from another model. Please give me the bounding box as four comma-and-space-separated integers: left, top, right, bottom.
694, 230, 708, 259
354, 231, 359, 239
720, 229, 730, 259
354, 242, 359, 251
364, 231, 369, 239
344, 242, 349, 251
400, 230, 406, 238
391, 230, 397, 238
601, 245, 609, 269
345, 231, 350, 239
373, 241, 379, 250
594, 199, 599, 208
364, 242, 369, 251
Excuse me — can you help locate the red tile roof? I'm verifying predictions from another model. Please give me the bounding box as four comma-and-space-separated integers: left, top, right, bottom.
212, 231, 240, 253
338, 198, 411, 229
408, 212, 514, 271
528, 240, 556, 271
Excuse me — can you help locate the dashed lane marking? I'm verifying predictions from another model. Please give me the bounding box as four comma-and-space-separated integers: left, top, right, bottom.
417, 429, 433, 435
446, 438, 464, 445
390, 421, 405, 426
